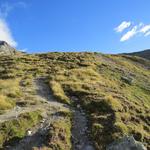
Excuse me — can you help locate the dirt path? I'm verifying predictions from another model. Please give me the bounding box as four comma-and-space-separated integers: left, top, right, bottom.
72, 109, 95, 150
35, 78, 95, 150
0, 106, 41, 123
5, 78, 68, 150
1, 77, 95, 150
71, 99, 95, 150
0, 78, 65, 124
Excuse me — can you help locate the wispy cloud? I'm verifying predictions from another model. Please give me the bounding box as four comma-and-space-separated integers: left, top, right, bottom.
115, 21, 131, 33
140, 25, 150, 34
0, 3, 13, 18
120, 26, 137, 42
115, 21, 150, 42
0, 18, 17, 47
0, 1, 26, 18
19, 48, 28, 52
0, 1, 26, 47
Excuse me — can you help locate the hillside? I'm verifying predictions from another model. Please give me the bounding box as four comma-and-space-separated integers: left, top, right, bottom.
0, 44, 149, 150
125, 49, 150, 60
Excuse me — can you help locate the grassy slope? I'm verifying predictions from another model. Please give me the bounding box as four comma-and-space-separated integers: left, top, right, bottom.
0, 52, 149, 149
45, 53, 150, 149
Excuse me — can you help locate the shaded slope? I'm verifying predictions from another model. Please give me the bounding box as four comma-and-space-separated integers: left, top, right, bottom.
124, 49, 150, 60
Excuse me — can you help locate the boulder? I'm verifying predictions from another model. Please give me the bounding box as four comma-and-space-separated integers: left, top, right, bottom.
0, 41, 16, 55
121, 76, 134, 85
106, 136, 147, 150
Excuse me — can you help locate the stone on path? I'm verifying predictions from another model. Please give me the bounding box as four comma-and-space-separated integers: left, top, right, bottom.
106, 136, 147, 150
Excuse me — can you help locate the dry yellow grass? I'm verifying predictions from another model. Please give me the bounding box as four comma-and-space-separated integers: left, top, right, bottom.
0, 95, 12, 110
104, 95, 123, 111
0, 79, 21, 110
50, 81, 70, 104
0, 79, 21, 97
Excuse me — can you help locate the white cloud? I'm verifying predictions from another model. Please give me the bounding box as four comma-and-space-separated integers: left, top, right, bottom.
120, 26, 138, 42
116, 22, 150, 42
19, 48, 28, 52
0, 2, 26, 47
115, 21, 131, 33
0, 18, 17, 47
140, 25, 150, 33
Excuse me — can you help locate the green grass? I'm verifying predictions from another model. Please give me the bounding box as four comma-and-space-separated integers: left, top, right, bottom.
0, 110, 42, 148
49, 81, 70, 104
46, 119, 72, 150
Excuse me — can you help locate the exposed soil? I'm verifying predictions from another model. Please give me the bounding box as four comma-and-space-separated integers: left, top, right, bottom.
71, 97, 95, 150
1, 77, 95, 150
72, 109, 95, 150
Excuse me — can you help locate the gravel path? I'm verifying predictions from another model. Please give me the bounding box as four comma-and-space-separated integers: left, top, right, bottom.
72, 98, 95, 150
4, 77, 68, 150
1, 77, 95, 150
72, 109, 95, 150
0, 106, 40, 123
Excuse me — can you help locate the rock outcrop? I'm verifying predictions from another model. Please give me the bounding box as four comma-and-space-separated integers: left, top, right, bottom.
0, 41, 16, 55
106, 136, 147, 150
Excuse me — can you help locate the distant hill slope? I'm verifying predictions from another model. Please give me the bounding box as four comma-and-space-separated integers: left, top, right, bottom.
125, 49, 150, 60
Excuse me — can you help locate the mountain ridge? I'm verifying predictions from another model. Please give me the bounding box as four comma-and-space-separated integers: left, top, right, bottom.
123, 49, 150, 60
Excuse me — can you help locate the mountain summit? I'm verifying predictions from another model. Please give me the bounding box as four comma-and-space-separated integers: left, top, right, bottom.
0, 41, 16, 55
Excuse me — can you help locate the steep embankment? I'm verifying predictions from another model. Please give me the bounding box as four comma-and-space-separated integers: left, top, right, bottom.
0, 48, 149, 149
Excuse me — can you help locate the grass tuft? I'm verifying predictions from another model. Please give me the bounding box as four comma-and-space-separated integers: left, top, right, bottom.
49, 81, 70, 104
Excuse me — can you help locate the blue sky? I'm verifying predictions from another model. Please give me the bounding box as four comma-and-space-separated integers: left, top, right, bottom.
0, 0, 150, 53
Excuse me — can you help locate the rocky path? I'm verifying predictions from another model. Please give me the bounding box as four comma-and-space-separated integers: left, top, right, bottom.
0, 105, 40, 123
72, 98, 95, 150
35, 78, 95, 150
72, 109, 95, 150
0, 77, 95, 150
5, 78, 68, 150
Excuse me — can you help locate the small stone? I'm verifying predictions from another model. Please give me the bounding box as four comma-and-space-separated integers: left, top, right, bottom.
27, 130, 32, 136
77, 104, 81, 108
121, 76, 134, 85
